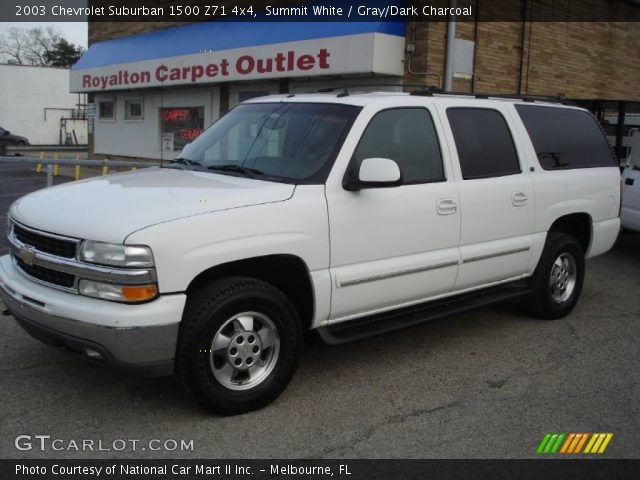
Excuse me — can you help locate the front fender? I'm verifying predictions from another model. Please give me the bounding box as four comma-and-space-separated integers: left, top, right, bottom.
125, 186, 329, 294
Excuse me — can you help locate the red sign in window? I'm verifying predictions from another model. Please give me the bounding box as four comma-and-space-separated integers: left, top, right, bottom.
160, 107, 204, 151
163, 109, 190, 121
180, 128, 203, 140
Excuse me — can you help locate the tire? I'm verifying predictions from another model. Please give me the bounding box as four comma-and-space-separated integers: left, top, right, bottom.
525, 232, 585, 319
175, 277, 302, 415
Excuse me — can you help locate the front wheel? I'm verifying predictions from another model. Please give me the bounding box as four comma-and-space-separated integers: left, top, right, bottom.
175, 277, 302, 415
525, 233, 585, 319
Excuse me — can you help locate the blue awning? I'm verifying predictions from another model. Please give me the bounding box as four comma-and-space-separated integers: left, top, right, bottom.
73, 21, 405, 71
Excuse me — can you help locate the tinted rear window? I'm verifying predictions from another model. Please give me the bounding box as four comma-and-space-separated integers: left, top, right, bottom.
515, 105, 616, 170
447, 108, 521, 180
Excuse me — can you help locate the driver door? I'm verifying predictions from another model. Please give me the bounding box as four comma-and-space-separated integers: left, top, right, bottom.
326, 107, 461, 322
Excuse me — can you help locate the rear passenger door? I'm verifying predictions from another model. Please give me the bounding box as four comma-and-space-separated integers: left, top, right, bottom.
443, 105, 535, 290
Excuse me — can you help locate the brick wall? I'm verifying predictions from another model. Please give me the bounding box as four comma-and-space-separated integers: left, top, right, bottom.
405, 0, 640, 100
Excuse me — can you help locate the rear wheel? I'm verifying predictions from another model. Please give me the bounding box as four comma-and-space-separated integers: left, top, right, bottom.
175, 277, 302, 415
525, 232, 585, 319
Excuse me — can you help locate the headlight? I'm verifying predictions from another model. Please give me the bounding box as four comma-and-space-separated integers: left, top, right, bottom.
79, 241, 154, 267
79, 280, 158, 303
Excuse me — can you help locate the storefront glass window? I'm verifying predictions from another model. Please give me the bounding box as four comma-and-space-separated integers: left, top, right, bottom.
160, 107, 204, 151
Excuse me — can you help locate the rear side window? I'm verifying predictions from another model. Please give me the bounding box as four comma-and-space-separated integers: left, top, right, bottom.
515, 105, 616, 170
352, 108, 445, 184
447, 108, 521, 180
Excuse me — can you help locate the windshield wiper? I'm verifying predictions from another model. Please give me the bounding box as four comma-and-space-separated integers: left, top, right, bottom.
207, 164, 266, 178
164, 158, 204, 171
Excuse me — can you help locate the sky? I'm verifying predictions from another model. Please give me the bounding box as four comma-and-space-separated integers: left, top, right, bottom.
0, 22, 88, 48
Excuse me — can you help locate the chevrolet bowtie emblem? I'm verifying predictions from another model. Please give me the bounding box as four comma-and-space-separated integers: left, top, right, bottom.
17, 246, 36, 266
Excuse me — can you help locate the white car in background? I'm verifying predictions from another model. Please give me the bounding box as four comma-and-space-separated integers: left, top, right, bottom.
622, 129, 640, 232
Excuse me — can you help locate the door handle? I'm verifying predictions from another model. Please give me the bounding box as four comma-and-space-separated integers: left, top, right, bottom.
512, 192, 529, 206
437, 198, 458, 215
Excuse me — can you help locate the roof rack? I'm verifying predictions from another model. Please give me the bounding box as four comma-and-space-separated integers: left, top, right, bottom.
410, 87, 575, 105
306, 84, 575, 105
312, 83, 429, 96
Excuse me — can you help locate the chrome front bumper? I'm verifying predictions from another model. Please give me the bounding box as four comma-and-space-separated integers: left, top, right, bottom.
0, 255, 185, 377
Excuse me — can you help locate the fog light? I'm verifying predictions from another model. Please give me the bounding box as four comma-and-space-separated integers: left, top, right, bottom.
78, 279, 158, 303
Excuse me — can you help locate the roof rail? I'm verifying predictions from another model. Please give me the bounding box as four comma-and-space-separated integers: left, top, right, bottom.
409, 87, 575, 105
312, 83, 432, 96
306, 84, 575, 105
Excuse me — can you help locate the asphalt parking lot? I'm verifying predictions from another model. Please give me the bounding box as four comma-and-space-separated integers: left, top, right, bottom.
0, 161, 639, 459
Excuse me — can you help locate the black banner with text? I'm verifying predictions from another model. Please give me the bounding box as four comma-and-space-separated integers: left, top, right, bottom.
1, 0, 639, 22
2, 459, 640, 480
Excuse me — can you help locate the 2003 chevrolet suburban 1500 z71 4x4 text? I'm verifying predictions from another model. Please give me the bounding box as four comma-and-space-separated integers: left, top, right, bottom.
0, 92, 621, 414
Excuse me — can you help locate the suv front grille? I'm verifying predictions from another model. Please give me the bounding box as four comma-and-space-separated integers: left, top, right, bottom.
14, 257, 75, 288
8, 220, 155, 296
13, 224, 77, 258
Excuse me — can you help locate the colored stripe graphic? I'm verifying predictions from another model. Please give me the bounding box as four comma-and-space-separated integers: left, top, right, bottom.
584, 434, 599, 453
598, 433, 613, 453
544, 434, 559, 453
550, 434, 565, 453
537, 433, 565, 454
539, 433, 613, 454
592, 434, 606, 452
567, 433, 582, 453
559, 433, 575, 454
584, 433, 614, 454
574, 433, 589, 453
537, 434, 552, 454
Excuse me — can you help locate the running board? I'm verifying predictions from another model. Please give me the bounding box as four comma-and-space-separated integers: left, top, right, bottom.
316, 281, 532, 345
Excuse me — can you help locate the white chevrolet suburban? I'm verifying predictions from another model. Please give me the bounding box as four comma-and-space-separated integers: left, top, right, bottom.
1, 92, 621, 414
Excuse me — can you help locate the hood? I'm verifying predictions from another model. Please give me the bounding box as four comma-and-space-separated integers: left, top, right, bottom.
10, 167, 295, 243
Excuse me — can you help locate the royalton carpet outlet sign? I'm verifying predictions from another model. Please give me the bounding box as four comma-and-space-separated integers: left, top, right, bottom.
70, 26, 406, 92
81, 48, 332, 90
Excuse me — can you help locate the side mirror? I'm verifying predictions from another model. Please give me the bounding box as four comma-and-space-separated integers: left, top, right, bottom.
344, 157, 402, 191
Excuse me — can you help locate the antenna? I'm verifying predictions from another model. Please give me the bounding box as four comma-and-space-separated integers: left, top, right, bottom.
337, 78, 349, 98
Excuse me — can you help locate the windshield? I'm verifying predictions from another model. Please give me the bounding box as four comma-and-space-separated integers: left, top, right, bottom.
172, 102, 360, 183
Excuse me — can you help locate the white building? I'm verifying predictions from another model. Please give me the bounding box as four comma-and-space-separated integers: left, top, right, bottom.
70, 21, 405, 160
0, 64, 88, 145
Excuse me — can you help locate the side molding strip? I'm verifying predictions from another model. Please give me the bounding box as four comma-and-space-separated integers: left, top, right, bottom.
337, 261, 459, 288
336, 246, 531, 289
462, 246, 531, 264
